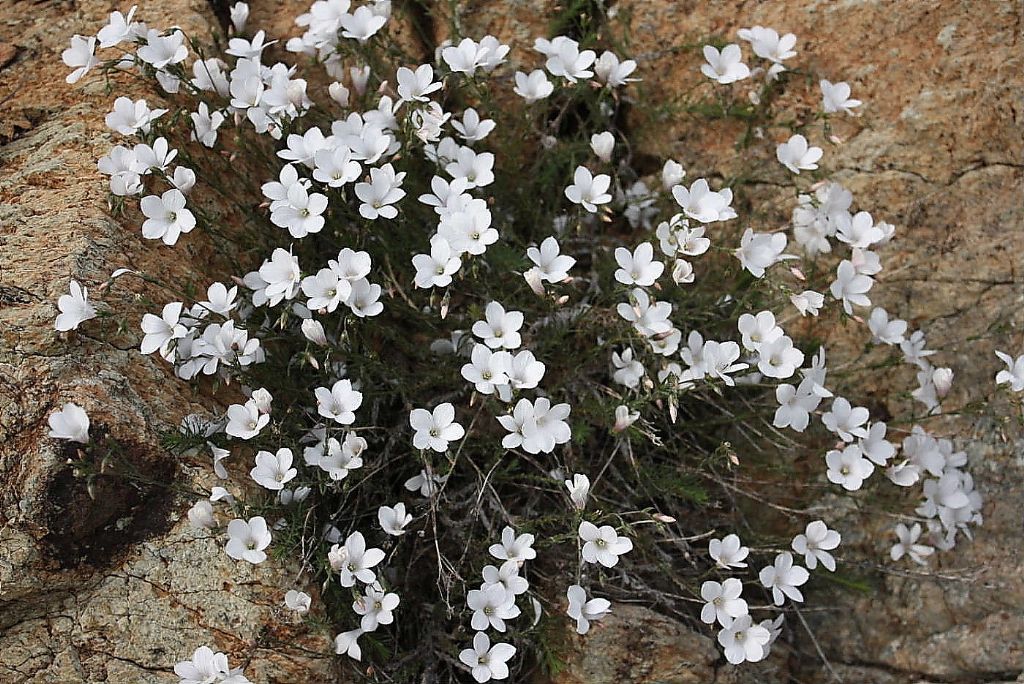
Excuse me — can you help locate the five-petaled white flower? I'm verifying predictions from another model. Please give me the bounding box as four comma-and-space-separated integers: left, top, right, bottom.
353, 584, 400, 631
700, 578, 748, 626
614, 242, 664, 286
792, 520, 841, 571
700, 44, 750, 84
718, 615, 771, 665
579, 521, 632, 567
55, 280, 97, 332
709, 534, 750, 569
566, 584, 611, 635
995, 350, 1024, 392
337, 531, 386, 587
225, 516, 272, 564
47, 402, 90, 443
472, 302, 524, 350
489, 526, 537, 563
141, 189, 196, 246
776, 134, 823, 174
250, 448, 298, 491
759, 551, 809, 605
379, 503, 413, 536
315, 379, 363, 425
174, 646, 251, 684
459, 632, 516, 683
820, 79, 862, 115
467, 584, 520, 632
410, 402, 465, 452
564, 166, 612, 213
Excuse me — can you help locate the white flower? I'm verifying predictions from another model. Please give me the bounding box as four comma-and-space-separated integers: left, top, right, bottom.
565, 166, 612, 212
140, 302, 187, 360
468, 584, 520, 632
513, 70, 554, 101
995, 351, 1024, 392
106, 97, 167, 136
459, 632, 516, 683
187, 500, 216, 530
410, 402, 465, 452
891, 522, 934, 565
442, 37, 488, 75
868, 307, 907, 345
566, 584, 611, 635
709, 534, 749, 569
773, 379, 822, 432
489, 526, 536, 563
700, 44, 750, 84
225, 516, 272, 564
836, 211, 885, 249
579, 521, 632, 567
738, 26, 797, 63
671, 259, 695, 284
792, 520, 841, 571
313, 147, 361, 187
354, 585, 400, 631
825, 444, 875, 491
472, 302, 524, 350
250, 448, 297, 490
617, 288, 673, 338
334, 628, 364, 660
614, 242, 664, 286
47, 402, 90, 443
271, 183, 328, 238
315, 379, 363, 425
594, 50, 638, 87
55, 280, 97, 332
672, 178, 735, 223
404, 469, 447, 497
446, 147, 495, 189
378, 503, 413, 535
438, 206, 498, 255
699, 578, 748, 626
462, 345, 511, 395
62, 35, 99, 84
611, 347, 645, 389
285, 590, 312, 614
756, 336, 804, 379
481, 560, 529, 596
737, 310, 783, 352
338, 531, 386, 587
314, 433, 366, 480
138, 28, 188, 69
544, 36, 596, 83
141, 189, 196, 246
564, 473, 590, 510
302, 268, 352, 313
791, 290, 825, 316
340, 5, 387, 42
734, 228, 790, 277
759, 551, 809, 605
820, 79, 862, 114
822, 397, 870, 442
526, 236, 575, 283
860, 421, 897, 465
174, 646, 251, 684
452, 108, 496, 143
356, 164, 406, 220
612, 404, 639, 433
776, 134, 822, 173
226, 399, 269, 439
413, 237, 462, 288
97, 6, 138, 48
397, 64, 442, 102
718, 615, 770, 664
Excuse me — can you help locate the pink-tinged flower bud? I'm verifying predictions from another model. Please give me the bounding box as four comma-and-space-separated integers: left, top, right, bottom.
932, 367, 954, 398
302, 319, 329, 346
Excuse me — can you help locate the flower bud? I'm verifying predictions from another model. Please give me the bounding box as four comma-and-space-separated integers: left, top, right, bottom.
350, 66, 371, 96
661, 160, 685, 189
187, 500, 216, 529
672, 259, 695, 284
251, 387, 273, 414
302, 319, 329, 346
328, 81, 350, 107
932, 367, 954, 397
328, 543, 348, 572
229, 2, 249, 33
564, 473, 590, 510
590, 131, 615, 162
613, 404, 639, 433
